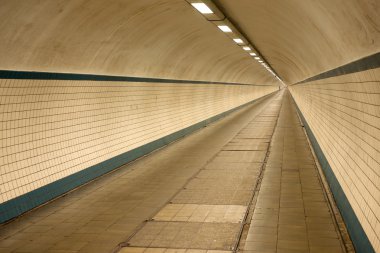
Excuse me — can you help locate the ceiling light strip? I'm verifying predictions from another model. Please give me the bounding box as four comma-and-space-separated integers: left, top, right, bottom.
187, 0, 284, 84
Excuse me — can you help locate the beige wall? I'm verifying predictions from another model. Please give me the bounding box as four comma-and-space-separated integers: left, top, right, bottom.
0, 80, 276, 204
289, 68, 380, 252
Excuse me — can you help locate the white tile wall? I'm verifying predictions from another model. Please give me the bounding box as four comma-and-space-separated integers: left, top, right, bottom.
289, 68, 380, 252
0, 79, 277, 204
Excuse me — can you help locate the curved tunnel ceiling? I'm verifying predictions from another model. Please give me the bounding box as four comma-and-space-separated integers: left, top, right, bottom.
214, 0, 380, 84
0, 0, 281, 86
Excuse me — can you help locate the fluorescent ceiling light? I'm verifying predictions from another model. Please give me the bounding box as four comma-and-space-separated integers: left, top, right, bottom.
191, 3, 213, 14
243, 46, 251, 51
218, 25, 232, 32
249, 53, 257, 56
259, 60, 264, 63
254, 57, 260, 60
233, 38, 243, 44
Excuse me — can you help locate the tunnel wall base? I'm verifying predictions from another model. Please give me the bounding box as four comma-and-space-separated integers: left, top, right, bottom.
293, 97, 376, 253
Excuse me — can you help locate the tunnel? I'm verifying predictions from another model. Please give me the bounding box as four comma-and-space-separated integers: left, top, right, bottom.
0, 0, 379, 252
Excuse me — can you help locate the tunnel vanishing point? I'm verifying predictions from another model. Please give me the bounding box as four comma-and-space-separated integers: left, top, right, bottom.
0, 1, 379, 253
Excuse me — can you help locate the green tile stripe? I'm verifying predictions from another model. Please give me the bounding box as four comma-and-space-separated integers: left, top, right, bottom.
295, 51, 380, 84
0, 70, 273, 87
292, 97, 375, 253
0, 91, 277, 223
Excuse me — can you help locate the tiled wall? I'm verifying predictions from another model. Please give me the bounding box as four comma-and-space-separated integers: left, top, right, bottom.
289, 68, 380, 252
0, 79, 276, 205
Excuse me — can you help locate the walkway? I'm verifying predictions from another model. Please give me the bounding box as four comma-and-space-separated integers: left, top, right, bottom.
0, 90, 349, 253
242, 91, 348, 253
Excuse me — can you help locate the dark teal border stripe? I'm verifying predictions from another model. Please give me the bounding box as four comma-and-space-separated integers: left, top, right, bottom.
0, 91, 277, 223
0, 70, 271, 86
292, 96, 375, 253
296, 51, 380, 84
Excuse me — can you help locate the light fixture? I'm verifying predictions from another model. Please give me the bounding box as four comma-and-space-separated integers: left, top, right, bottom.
249, 53, 257, 56
242, 46, 251, 51
191, 3, 214, 14
259, 60, 264, 63
254, 57, 260, 60
233, 38, 244, 44
218, 25, 232, 32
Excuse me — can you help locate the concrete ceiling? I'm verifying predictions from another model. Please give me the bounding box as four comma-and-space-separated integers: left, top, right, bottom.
214, 0, 380, 84
0, 0, 280, 86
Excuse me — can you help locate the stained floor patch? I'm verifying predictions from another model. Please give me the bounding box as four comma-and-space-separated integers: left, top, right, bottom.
204, 162, 262, 171
127, 222, 240, 250
185, 177, 255, 190
196, 169, 257, 180
172, 188, 253, 205
212, 151, 266, 163
152, 204, 247, 223
119, 248, 231, 253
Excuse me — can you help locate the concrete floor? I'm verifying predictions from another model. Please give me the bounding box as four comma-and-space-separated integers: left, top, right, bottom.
0, 90, 350, 253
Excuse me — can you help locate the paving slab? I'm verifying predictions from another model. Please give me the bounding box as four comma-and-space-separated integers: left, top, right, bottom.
127, 222, 240, 250
152, 204, 247, 223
